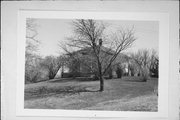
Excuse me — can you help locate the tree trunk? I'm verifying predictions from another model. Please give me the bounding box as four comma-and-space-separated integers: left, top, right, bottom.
99, 75, 104, 91
97, 61, 104, 92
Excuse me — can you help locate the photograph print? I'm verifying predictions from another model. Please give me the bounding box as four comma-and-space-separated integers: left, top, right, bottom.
24, 18, 159, 112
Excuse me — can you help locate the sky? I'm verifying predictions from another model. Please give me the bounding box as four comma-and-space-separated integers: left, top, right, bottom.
31, 19, 159, 57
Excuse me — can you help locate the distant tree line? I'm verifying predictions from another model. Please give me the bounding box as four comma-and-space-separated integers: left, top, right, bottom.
105, 49, 158, 81
129, 49, 158, 81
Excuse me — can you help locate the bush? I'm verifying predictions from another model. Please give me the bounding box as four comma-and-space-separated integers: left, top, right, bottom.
140, 67, 149, 82
62, 73, 73, 78
149, 65, 158, 78
107, 67, 113, 79
116, 67, 123, 78
93, 76, 99, 80
62, 72, 81, 78
25, 66, 42, 83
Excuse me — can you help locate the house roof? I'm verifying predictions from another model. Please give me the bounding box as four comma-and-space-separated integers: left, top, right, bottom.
71, 46, 115, 55
67, 46, 131, 64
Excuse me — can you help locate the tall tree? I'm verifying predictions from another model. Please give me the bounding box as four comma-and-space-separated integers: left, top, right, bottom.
26, 18, 39, 53
130, 49, 152, 81
25, 18, 41, 83
61, 19, 136, 91
149, 49, 159, 78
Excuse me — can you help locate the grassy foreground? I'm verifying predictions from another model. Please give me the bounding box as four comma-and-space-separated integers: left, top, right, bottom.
24, 76, 158, 111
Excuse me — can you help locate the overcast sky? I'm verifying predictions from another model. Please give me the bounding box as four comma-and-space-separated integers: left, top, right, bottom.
33, 19, 159, 57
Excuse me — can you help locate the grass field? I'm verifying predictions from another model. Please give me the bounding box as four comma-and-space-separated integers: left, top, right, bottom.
24, 76, 158, 111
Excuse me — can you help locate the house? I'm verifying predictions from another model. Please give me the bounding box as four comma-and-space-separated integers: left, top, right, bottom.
57, 46, 134, 79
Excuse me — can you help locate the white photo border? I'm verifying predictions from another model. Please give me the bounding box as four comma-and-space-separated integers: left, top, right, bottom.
16, 10, 169, 118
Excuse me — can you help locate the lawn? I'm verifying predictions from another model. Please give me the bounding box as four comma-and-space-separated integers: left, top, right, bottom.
24, 76, 158, 111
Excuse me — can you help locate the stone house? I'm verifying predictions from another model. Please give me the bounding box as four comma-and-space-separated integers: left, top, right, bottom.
55, 46, 134, 79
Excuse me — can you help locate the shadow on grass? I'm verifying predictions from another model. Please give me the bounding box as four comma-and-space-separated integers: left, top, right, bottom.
49, 77, 98, 83
124, 80, 146, 82
25, 86, 99, 100
48, 78, 74, 83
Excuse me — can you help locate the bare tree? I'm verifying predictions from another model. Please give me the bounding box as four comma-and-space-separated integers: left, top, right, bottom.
130, 49, 151, 81
25, 18, 41, 83
149, 49, 159, 78
26, 18, 39, 53
61, 19, 136, 91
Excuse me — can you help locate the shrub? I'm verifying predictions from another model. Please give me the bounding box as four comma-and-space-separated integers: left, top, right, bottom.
116, 66, 123, 78
140, 67, 149, 82
25, 66, 41, 83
